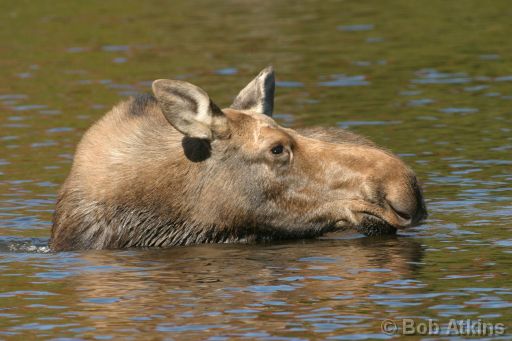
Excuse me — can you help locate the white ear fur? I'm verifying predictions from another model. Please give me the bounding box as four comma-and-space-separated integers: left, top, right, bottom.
231, 66, 275, 116
152, 79, 229, 140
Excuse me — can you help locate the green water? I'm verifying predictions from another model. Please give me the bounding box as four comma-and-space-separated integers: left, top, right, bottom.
0, 0, 511, 339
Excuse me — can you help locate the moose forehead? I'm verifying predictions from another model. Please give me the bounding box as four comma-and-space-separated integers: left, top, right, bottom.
222, 108, 293, 144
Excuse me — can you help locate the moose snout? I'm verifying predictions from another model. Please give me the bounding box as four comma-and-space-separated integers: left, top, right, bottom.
327, 146, 427, 233
382, 172, 427, 228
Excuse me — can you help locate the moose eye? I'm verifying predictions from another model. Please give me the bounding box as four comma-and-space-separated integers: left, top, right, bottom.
271, 145, 284, 155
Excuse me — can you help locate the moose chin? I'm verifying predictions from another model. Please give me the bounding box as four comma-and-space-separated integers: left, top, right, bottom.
50, 67, 427, 251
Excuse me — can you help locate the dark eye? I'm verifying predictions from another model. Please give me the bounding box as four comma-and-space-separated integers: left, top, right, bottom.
271, 145, 284, 155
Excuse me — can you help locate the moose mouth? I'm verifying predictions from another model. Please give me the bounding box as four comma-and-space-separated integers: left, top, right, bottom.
334, 213, 398, 237
355, 214, 398, 236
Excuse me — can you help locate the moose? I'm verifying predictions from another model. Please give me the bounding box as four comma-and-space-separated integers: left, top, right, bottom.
50, 67, 426, 251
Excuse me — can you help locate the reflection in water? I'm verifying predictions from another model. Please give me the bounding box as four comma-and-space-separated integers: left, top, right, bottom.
1, 236, 426, 338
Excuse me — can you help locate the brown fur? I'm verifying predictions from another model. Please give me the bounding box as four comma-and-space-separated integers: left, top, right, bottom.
51, 72, 426, 251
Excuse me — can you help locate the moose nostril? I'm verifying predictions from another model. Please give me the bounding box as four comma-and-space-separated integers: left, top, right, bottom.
387, 201, 413, 225
391, 206, 412, 222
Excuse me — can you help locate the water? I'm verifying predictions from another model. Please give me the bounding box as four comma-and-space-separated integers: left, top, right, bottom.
1, 0, 511, 339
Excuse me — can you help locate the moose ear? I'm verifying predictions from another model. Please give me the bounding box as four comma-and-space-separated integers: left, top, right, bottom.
152, 79, 230, 140
231, 66, 275, 117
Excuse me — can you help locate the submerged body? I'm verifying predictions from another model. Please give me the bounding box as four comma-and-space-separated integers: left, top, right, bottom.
51, 68, 426, 251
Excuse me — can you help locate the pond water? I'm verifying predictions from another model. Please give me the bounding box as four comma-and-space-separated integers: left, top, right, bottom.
1, 0, 511, 339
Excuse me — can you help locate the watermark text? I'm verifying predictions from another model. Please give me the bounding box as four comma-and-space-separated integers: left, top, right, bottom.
381, 318, 506, 336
